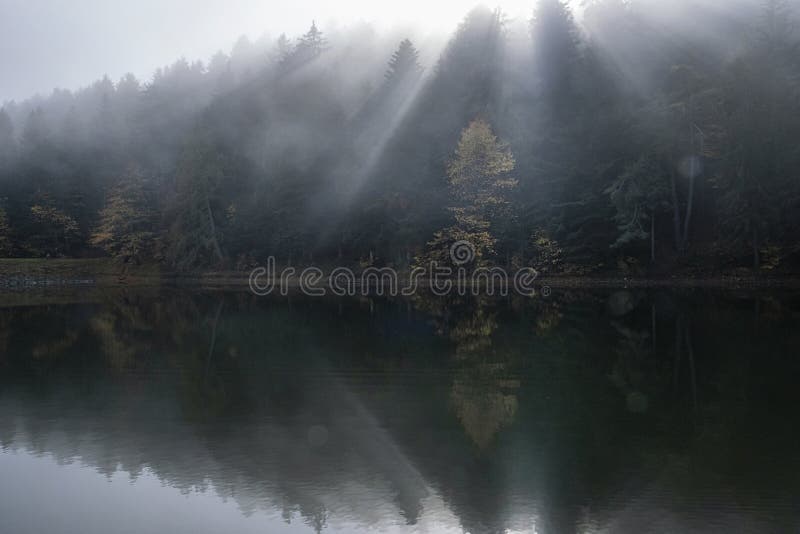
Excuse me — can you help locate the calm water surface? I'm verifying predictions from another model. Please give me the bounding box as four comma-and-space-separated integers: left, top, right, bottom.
1, 289, 799, 533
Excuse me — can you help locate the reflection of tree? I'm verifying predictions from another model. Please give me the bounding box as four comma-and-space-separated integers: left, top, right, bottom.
90, 312, 137, 369
449, 306, 497, 357
609, 321, 657, 414
1, 291, 799, 534
83, 290, 171, 370
415, 293, 520, 450
534, 301, 563, 335
1, 305, 84, 367
0, 310, 10, 365
450, 369, 518, 450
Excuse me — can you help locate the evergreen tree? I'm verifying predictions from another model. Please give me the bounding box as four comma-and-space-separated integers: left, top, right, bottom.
384, 39, 422, 86
531, 0, 582, 101
21, 107, 50, 153
280, 21, 328, 72
167, 133, 226, 270
297, 21, 327, 57
373, 7, 506, 262
605, 156, 671, 262
0, 108, 16, 167
58, 105, 85, 152
714, 0, 799, 269
0, 203, 11, 257
272, 34, 292, 66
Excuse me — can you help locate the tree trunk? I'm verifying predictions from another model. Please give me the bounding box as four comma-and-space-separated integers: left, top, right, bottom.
683, 172, 695, 253
650, 215, 656, 263
685, 322, 698, 413
670, 170, 683, 252
651, 303, 657, 354
752, 226, 760, 270
204, 300, 224, 383
204, 194, 223, 262
673, 315, 683, 390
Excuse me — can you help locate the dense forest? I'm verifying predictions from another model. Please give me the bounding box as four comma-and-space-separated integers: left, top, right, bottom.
1, 0, 799, 275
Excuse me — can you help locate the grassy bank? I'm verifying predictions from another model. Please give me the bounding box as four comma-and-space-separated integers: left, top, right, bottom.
2, 258, 799, 292
0, 258, 164, 287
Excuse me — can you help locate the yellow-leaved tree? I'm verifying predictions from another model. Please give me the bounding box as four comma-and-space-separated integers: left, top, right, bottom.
91, 166, 160, 264
418, 118, 516, 268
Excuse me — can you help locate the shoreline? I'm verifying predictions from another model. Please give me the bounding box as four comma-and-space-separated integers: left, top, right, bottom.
2, 258, 800, 291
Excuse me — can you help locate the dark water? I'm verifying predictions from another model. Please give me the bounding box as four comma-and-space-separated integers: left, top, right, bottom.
1, 289, 799, 534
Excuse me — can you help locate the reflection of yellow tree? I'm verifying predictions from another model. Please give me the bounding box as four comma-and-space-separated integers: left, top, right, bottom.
417, 294, 520, 450
10, 306, 81, 361
450, 369, 519, 450
89, 312, 137, 370
87, 293, 161, 370
609, 321, 657, 414
534, 301, 563, 336
449, 307, 497, 358
0, 311, 10, 363
31, 330, 80, 360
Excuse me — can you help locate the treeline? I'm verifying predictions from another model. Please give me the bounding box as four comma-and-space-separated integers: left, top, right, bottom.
0, 0, 799, 274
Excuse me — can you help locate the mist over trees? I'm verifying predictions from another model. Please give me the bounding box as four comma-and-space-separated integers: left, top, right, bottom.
0, 0, 799, 274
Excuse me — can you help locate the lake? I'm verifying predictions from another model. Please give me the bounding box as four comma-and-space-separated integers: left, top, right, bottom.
1, 288, 798, 533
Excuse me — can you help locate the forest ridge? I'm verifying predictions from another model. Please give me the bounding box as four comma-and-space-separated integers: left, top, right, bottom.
0, 0, 798, 275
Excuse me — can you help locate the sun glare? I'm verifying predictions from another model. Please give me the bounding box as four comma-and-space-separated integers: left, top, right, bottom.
278, 0, 542, 33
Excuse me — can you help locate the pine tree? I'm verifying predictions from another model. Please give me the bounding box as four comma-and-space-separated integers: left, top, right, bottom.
297, 21, 327, 57
531, 0, 581, 100
272, 34, 292, 65
0, 204, 11, 257
280, 21, 328, 72
91, 166, 160, 264
21, 107, 49, 153
715, 0, 799, 269
605, 156, 671, 262
0, 108, 15, 165
167, 133, 226, 270
384, 39, 422, 86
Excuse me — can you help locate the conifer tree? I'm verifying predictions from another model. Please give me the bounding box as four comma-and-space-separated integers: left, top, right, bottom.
531, 0, 581, 100
384, 39, 422, 86
168, 133, 226, 270
272, 34, 292, 65
605, 156, 671, 262
280, 21, 328, 72
0, 204, 11, 257
21, 107, 50, 153
0, 108, 16, 167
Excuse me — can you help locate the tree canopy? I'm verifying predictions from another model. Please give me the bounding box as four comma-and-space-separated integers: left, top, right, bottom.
0, 2, 798, 274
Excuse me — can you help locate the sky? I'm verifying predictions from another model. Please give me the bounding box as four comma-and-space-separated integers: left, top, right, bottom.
0, 0, 552, 103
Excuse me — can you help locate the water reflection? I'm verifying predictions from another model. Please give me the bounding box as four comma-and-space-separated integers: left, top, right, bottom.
1, 289, 799, 533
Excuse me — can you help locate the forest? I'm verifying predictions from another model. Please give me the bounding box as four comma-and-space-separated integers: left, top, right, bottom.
1, 0, 799, 276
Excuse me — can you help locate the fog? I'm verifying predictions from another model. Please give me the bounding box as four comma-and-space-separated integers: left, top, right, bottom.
0, 0, 551, 102
0, 0, 798, 275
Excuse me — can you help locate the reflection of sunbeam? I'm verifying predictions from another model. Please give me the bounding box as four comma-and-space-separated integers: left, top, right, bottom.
326, 370, 433, 524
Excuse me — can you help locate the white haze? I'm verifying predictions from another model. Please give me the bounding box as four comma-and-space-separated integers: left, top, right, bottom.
0, 0, 580, 103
